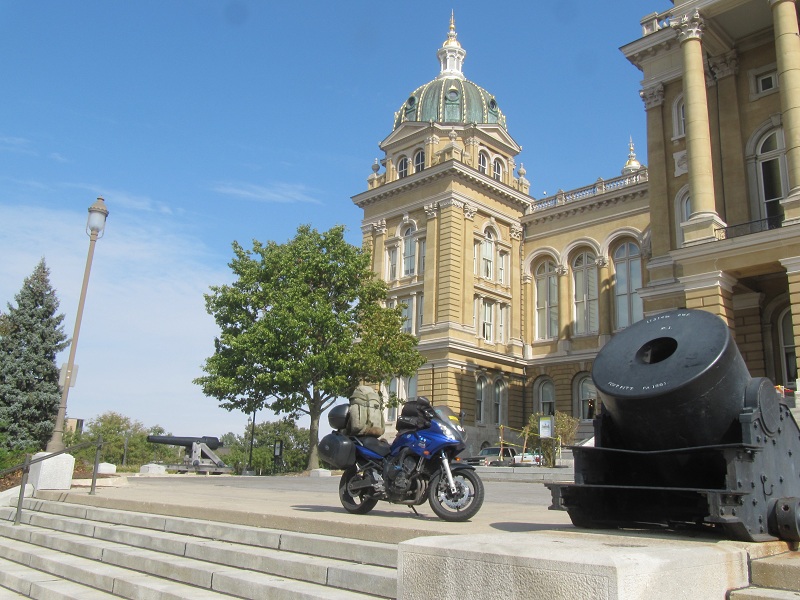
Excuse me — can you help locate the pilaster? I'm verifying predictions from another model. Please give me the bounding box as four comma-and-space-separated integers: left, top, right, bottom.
781, 256, 800, 385
436, 199, 466, 324
597, 257, 612, 338
557, 265, 571, 353
680, 271, 736, 327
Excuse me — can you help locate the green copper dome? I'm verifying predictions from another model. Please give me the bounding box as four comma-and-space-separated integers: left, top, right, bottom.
392, 15, 507, 131
394, 77, 506, 130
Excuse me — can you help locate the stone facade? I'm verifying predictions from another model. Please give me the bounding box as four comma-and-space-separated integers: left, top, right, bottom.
354, 3, 800, 449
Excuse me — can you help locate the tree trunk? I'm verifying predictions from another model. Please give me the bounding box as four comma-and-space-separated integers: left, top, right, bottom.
307, 396, 321, 471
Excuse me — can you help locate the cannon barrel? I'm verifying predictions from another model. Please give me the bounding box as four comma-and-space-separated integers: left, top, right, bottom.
592, 309, 750, 450
146, 435, 222, 450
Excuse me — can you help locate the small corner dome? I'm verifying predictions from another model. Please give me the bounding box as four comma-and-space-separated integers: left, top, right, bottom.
392, 14, 507, 132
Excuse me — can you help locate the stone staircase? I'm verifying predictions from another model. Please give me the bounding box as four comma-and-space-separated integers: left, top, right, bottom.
730, 552, 800, 599
0, 497, 397, 599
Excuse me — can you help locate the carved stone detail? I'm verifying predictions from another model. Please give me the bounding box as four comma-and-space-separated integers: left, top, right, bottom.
373, 219, 387, 235
671, 9, 704, 44
424, 203, 438, 219
640, 83, 665, 109
709, 51, 738, 80
463, 203, 477, 220
510, 224, 523, 240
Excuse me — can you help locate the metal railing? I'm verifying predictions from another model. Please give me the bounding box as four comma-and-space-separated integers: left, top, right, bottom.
714, 216, 783, 240
0, 437, 104, 526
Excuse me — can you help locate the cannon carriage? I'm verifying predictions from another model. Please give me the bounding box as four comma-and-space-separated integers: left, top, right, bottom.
146, 435, 232, 475
548, 309, 800, 542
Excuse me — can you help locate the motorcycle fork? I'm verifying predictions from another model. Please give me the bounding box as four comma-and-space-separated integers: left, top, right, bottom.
440, 451, 458, 494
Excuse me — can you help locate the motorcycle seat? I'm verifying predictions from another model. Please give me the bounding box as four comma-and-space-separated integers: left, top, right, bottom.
360, 437, 391, 457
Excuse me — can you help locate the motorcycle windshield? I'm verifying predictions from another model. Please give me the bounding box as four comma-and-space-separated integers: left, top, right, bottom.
432, 405, 467, 442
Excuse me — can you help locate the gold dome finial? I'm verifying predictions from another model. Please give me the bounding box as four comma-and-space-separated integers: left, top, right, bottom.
444, 10, 460, 47
622, 136, 643, 174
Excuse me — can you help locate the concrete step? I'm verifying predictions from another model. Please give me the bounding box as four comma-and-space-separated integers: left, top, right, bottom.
0, 555, 118, 599
16, 497, 397, 568
751, 552, 800, 593
729, 587, 800, 599
0, 499, 396, 599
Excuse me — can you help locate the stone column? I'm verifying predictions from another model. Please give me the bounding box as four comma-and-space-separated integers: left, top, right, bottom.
522, 272, 533, 359
436, 199, 465, 324
780, 256, 800, 385
557, 265, 571, 353
672, 10, 726, 245
771, 0, 800, 224
425, 134, 438, 169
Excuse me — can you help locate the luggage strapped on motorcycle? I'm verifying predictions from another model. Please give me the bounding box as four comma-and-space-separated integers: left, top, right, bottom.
347, 385, 385, 437
396, 396, 436, 432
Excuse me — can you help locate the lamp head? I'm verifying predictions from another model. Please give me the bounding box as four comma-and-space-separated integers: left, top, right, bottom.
86, 197, 109, 238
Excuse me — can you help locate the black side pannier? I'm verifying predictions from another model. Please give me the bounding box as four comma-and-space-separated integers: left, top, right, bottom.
318, 433, 356, 469
396, 396, 435, 432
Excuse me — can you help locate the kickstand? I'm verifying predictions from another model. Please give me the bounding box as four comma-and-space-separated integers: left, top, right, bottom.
409, 505, 419, 516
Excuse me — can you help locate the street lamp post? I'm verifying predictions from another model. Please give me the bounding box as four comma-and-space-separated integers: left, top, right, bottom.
46, 197, 109, 453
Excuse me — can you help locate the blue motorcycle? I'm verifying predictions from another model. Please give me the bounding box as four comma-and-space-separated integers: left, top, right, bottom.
318, 397, 484, 521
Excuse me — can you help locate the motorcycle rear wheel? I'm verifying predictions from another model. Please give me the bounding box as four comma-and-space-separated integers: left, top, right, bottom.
428, 468, 484, 521
339, 467, 379, 514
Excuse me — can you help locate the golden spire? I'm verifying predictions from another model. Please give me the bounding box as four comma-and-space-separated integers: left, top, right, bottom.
444, 10, 460, 47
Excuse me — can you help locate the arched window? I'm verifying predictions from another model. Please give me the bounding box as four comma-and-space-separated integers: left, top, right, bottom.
478, 152, 488, 175
575, 374, 597, 421
414, 150, 425, 173
535, 260, 558, 340
572, 251, 599, 335
493, 380, 504, 425
493, 158, 503, 182
402, 225, 416, 276
779, 307, 797, 389
756, 129, 788, 223
481, 229, 495, 279
535, 377, 555, 416
613, 242, 643, 329
674, 187, 692, 247
397, 156, 409, 179
476, 376, 487, 423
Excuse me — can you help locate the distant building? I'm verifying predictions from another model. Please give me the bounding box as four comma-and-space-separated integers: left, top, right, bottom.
65, 418, 84, 435
353, 2, 800, 450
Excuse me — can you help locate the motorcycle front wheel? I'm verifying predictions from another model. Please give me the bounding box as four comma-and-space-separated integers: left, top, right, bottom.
339, 467, 379, 515
428, 468, 484, 521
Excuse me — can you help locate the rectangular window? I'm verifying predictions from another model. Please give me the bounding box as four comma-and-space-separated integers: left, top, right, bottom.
498, 304, 505, 343
418, 239, 426, 274
401, 300, 412, 334
416, 294, 424, 332
388, 247, 397, 280
758, 72, 776, 93
498, 252, 506, 284
403, 237, 417, 277
482, 300, 494, 341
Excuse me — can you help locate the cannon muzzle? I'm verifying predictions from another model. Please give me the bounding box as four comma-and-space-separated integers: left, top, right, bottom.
146, 435, 222, 451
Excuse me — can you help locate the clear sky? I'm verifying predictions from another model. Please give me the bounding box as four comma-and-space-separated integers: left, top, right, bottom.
0, 1, 667, 439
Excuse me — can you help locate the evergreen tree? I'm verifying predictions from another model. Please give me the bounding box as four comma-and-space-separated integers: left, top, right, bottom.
0, 259, 69, 450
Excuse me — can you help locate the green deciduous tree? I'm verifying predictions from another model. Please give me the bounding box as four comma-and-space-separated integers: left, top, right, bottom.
221, 418, 310, 475
0, 259, 69, 450
195, 224, 426, 469
64, 411, 175, 468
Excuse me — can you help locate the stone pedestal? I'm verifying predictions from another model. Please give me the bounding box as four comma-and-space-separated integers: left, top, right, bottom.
97, 462, 117, 474
399, 531, 750, 600
29, 452, 74, 491
139, 463, 167, 475
310, 468, 331, 478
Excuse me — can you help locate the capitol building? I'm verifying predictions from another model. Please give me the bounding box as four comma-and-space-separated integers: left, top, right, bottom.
353, 0, 800, 450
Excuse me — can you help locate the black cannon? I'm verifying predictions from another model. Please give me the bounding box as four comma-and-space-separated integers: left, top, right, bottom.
147, 435, 230, 474
146, 435, 223, 451
548, 308, 800, 542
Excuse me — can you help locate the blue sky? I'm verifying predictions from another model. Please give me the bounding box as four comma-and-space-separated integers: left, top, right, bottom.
0, 1, 667, 438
